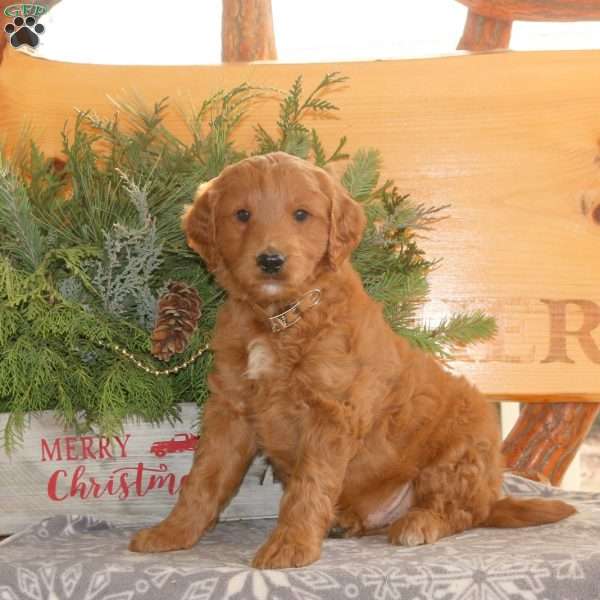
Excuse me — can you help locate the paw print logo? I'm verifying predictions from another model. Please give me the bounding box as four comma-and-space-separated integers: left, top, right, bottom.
4, 15, 45, 48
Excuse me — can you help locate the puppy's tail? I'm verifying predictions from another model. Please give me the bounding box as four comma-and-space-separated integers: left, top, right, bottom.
482, 496, 576, 528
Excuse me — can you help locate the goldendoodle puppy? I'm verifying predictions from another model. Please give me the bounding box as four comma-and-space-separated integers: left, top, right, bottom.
130, 152, 574, 569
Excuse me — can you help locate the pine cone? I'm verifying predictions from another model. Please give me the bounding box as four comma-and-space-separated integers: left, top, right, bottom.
151, 282, 202, 361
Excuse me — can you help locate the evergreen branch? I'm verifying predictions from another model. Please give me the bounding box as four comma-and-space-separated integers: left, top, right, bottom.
373, 180, 449, 232
281, 129, 311, 158
0, 305, 22, 346
255, 124, 278, 154
43, 246, 102, 299
395, 326, 448, 357
1, 412, 25, 453
299, 72, 348, 114
96, 361, 177, 437
278, 75, 303, 133
270, 73, 348, 156
311, 129, 327, 167
326, 136, 349, 164
430, 311, 497, 346
398, 311, 497, 359
115, 169, 151, 225
342, 149, 381, 201
310, 130, 349, 167
0, 157, 46, 272
20, 143, 67, 213
364, 270, 428, 307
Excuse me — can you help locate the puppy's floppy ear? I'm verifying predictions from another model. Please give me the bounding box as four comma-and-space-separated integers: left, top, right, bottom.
182, 180, 219, 271
327, 181, 367, 270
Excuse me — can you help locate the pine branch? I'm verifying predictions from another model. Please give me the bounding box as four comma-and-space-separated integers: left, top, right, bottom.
373, 180, 449, 234
299, 72, 348, 114
395, 326, 447, 357
430, 311, 497, 346
281, 129, 311, 158
258, 73, 348, 158
399, 311, 497, 359
311, 129, 327, 167
312, 130, 350, 168
278, 75, 303, 133
255, 124, 278, 155
95, 361, 176, 437
0, 305, 22, 347
342, 149, 381, 201
0, 156, 46, 272
326, 136, 349, 164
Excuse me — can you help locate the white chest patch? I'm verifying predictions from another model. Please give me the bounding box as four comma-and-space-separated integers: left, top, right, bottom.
261, 283, 282, 296
245, 339, 275, 380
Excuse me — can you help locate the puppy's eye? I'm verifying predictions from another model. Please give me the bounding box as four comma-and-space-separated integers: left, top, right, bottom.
235, 209, 251, 223
293, 209, 309, 222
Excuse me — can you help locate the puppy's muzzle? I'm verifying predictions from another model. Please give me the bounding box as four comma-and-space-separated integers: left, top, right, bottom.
257, 252, 286, 274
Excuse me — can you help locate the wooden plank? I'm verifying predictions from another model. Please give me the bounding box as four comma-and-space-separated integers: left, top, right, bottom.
490, 395, 600, 404
456, 0, 600, 21
0, 404, 281, 535
457, 10, 512, 51
1, 49, 600, 397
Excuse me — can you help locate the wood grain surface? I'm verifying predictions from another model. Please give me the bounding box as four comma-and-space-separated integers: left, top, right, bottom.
457, 9, 512, 51
502, 402, 600, 484
0, 405, 282, 535
1, 49, 600, 398
455, 0, 600, 21
222, 0, 277, 62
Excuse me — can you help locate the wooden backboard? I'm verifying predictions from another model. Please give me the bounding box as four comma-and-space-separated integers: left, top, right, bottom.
1, 48, 599, 400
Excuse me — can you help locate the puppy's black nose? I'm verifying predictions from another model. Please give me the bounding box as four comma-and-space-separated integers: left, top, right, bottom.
257, 253, 285, 274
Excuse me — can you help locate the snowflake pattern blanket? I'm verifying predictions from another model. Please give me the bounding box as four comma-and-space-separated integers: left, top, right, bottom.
1, 475, 600, 600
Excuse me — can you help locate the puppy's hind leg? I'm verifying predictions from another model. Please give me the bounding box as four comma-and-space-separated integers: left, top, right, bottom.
388, 443, 500, 547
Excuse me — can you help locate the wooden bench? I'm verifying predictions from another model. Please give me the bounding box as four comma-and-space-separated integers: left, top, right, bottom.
1, 44, 600, 487
456, 0, 600, 50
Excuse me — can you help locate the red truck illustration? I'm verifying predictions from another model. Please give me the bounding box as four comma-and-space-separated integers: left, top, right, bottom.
149, 433, 199, 457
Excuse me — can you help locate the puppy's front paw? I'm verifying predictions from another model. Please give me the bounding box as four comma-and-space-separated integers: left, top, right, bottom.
388, 509, 446, 547
129, 523, 198, 553
252, 527, 320, 569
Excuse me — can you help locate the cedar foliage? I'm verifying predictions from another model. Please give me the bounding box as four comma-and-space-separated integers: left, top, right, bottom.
0, 73, 496, 449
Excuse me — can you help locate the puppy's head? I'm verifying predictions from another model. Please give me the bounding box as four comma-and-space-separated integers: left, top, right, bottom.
182, 152, 366, 302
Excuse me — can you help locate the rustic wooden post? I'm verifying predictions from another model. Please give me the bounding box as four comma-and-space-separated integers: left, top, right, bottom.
502, 401, 600, 486
458, 9, 512, 51
456, 0, 600, 51
456, 1, 600, 21
222, 0, 277, 62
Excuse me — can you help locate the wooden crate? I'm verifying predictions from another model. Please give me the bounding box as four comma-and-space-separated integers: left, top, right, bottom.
0, 404, 282, 535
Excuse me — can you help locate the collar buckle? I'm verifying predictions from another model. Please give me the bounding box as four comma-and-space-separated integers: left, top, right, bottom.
267, 289, 321, 333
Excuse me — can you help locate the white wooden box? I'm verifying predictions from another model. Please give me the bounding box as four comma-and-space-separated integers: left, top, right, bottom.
0, 403, 282, 535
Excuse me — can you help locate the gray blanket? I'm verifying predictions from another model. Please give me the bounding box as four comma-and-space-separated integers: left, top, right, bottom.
1, 475, 600, 599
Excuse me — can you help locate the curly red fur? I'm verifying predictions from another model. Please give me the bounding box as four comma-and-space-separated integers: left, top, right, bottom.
129, 152, 574, 569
